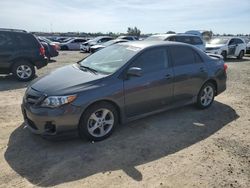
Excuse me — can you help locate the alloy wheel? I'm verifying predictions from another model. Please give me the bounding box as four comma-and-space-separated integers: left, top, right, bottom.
87, 108, 114, 137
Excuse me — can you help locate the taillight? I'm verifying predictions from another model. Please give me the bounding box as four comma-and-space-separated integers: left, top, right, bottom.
224, 64, 228, 71
52, 44, 59, 51
40, 46, 45, 56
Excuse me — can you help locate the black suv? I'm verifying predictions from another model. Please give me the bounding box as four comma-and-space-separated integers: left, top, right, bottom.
0, 28, 48, 81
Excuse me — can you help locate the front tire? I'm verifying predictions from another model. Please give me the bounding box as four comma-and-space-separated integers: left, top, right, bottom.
78, 102, 118, 141
196, 82, 215, 109
12, 61, 35, 81
237, 50, 244, 59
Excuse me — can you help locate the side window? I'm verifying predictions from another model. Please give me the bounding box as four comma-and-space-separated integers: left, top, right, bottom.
0, 32, 15, 49
175, 36, 192, 44
229, 39, 236, 45
193, 50, 204, 63
132, 48, 168, 74
170, 46, 196, 66
74, 39, 86, 43
192, 37, 203, 45
235, 39, 243, 44
101, 38, 111, 42
14, 33, 38, 48
167, 36, 176, 41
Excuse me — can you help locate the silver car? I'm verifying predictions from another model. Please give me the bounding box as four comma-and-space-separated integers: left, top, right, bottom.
145, 33, 205, 51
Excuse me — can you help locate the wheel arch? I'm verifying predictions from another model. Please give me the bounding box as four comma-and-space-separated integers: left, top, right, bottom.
202, 79, 218, 95
79, 99, 123, 125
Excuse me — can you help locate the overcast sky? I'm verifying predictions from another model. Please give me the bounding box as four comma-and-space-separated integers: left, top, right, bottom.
0, 0, 249, 34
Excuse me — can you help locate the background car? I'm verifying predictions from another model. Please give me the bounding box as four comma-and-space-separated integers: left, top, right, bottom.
0, 28, 47, 81
145, 33, 205, 51
117, 36, 138, 41
90, 39, 129, 53
22, 41, 227, 141
60, 38, 88, 50
206, 37, 246, 59
243, 38, 250, 54
80, 36, 113, 52
37, 37, 59, 60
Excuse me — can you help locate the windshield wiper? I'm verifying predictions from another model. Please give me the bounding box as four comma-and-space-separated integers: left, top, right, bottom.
79, 65, 98, 74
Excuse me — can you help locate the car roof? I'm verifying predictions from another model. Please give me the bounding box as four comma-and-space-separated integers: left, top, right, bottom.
119, 40, 191, 49
151, 33, 201, 37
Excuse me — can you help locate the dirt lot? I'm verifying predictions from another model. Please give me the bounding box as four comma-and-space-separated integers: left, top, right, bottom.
0, 51, 249, 188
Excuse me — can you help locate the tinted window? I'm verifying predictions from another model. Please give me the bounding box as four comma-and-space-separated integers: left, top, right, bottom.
100, 38, 111, 42
14, 33, 38, 48
193, 51, 203, 63
170, 46, 196, 66
167, 36, 176, 41
235, 38, 244, 44
229, 39, 236, 45
175, 36, 192, 44
0, 32, 15, 49
132, 48, 168, 73
74, 39, 86, 43
192, 36, 203, 45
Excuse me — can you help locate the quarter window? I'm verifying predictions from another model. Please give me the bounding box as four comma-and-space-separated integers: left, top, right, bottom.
132, 48, 168, 73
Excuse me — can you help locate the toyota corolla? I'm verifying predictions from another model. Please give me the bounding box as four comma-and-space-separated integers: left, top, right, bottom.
22, 41, 227, 141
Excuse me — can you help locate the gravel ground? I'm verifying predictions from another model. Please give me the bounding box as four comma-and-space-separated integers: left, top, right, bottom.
0, 52, 249, 188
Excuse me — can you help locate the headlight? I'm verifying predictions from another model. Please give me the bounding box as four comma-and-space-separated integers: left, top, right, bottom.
41, 95, 77, 108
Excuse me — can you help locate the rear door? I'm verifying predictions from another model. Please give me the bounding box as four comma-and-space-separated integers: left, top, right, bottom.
169, 45, 208, 103
0, 32, 15, 70
124, 47, 174, 117
234, 38, 245, 56
228, 38, 237, 56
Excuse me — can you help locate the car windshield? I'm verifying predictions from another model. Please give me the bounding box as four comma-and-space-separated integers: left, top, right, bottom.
208, 38, 229, 45
80, 44, 141, 74
145, 36, 166, 41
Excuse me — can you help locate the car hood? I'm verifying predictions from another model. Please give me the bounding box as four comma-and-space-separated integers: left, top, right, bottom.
206, 44, 226, 48
31, 64, 107, 95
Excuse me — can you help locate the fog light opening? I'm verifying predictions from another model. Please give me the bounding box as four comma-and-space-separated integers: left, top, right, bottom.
44, 122, 56, 133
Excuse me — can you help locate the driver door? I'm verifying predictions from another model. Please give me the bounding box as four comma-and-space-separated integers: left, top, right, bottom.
123, 47, 174, 118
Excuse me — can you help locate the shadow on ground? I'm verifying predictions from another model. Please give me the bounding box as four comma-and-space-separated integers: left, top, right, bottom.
0, 59, 56, 91
4, 101, 239, 187
0, 75, 31, 91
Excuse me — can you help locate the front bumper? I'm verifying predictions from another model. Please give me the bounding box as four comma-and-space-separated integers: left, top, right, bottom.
205, 49, 221, 55
21, 99, 82, 136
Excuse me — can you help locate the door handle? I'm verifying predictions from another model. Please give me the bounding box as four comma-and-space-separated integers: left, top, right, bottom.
200, 67, 205, 72
165, 74, 172, 79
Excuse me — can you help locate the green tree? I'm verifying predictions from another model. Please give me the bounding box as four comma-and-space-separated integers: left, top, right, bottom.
127, 26, 141, 37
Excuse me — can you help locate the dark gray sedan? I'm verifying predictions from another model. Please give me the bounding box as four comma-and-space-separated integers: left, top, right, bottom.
22, 41, 227, 141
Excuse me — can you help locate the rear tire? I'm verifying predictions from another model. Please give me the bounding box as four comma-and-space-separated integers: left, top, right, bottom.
78, 102, 118, 141
237, 50, 244, 59
221, 51, 227, 60
12, 61, 35, 81
196, 82, 215, 109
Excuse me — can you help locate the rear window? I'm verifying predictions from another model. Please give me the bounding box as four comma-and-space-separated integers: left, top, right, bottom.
14, 33, 39, 48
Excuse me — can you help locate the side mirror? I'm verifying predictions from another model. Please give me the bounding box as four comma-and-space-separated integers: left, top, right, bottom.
127, 67, 142, 77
